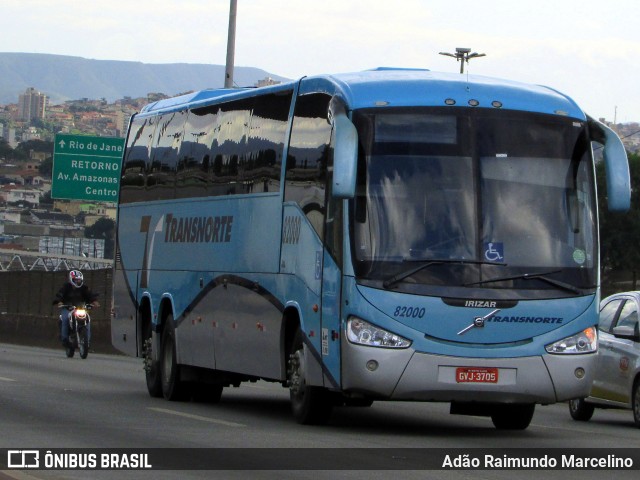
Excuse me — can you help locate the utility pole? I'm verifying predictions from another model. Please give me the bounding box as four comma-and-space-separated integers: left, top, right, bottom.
224, 0, 238, 88
439, 48, 486, 74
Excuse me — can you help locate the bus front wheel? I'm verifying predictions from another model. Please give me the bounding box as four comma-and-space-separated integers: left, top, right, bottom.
287, 329, 333, 425
491, 403, 535, 430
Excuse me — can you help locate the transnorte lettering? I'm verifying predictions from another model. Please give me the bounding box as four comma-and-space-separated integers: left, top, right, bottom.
164, 214, 233, 243
487, 316, 563, 324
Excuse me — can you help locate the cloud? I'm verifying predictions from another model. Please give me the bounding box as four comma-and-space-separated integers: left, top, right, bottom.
3, 0, 638, 120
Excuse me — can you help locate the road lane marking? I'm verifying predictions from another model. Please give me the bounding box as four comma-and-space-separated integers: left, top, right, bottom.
0, 376, 16, 382
148, 407, 246, 427
0, 470, 44, 480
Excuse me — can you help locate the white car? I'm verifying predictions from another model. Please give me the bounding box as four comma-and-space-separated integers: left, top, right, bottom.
569, 291, 640, 427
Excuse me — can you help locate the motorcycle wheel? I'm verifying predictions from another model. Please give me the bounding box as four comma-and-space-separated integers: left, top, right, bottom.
78, 327, 89, 359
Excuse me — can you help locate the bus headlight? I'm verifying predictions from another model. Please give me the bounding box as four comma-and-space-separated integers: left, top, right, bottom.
346, 317, 412, 348
545, 327, 597, 354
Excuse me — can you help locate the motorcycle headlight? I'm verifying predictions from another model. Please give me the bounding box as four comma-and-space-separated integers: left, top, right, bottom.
346, 317, 412, 348
75, 309, 87, 319
545, 326, 597, 354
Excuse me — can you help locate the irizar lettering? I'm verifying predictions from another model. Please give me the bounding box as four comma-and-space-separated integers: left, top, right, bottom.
164, 213, 233, 243
464, 300, 497, 308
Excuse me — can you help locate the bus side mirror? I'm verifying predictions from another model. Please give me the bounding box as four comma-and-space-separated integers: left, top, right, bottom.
588, 116, 630, 212
331, 104, 358, 199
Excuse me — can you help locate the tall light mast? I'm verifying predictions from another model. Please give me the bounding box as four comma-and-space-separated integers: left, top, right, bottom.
224, 0, 238, 88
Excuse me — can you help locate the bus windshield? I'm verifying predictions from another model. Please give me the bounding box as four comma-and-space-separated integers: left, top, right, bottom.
351, 108, 597, 297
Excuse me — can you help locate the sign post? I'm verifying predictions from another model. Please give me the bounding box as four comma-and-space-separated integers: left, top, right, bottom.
52, 134, 124, 202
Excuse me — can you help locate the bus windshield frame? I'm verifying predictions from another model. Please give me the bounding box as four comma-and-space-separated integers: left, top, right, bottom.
350, 107, 597, 299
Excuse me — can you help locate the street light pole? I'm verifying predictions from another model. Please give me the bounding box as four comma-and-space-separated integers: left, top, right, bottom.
224, 0, 238, 88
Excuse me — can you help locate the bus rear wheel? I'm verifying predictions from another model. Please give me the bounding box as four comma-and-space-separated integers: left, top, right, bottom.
491, 403, 535, 430
143, 323, 162, 398
287, 329, 333, 425
160, 315, 191, 401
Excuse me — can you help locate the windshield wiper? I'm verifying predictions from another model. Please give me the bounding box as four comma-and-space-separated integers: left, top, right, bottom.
464, 270, 582, 294
383, 259, 506, 290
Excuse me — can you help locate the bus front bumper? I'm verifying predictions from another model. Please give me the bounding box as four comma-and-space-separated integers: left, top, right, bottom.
341, 342, 596, 404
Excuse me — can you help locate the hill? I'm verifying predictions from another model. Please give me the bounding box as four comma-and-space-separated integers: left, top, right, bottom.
0, 52, 289, 104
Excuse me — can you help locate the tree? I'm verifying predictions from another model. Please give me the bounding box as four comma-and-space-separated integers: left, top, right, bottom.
15, 139, 53, 158
85, 217, 116, 259
0, 138, 12, 159
598, 152, 640, 291
39, 157, 53, 177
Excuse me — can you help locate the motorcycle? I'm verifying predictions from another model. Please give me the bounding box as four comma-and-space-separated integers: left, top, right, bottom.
59, 304, 92, 359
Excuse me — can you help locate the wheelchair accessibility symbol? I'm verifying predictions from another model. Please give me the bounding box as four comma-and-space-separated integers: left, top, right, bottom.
484, 242, 504, 262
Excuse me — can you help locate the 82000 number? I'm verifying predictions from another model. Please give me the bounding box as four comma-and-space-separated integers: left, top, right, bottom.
393, 306, 426, 318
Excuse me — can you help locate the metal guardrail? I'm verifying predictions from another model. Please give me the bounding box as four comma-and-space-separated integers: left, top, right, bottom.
0, 247, 113, 272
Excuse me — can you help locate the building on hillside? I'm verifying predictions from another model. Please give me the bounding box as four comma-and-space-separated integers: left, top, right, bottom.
2, 185, 40, 207
18, 87, 48, 122
0, 208, 25, 224
255, 77, 281, 87
1, 124, 18, 148
79, 203, 116, 221
21, 126, 41, 141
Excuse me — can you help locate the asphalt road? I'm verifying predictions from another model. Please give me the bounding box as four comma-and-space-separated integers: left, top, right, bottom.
0, 343, 639, 480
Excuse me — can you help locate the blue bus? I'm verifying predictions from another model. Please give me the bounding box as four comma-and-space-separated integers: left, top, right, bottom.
112, 68, 630, 430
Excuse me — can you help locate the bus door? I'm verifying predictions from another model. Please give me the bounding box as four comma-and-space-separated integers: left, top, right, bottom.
320, 192, 343, 389
112, 257, 140, 357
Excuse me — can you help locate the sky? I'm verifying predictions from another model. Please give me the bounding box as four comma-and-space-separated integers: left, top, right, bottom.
3, 0, 639, 122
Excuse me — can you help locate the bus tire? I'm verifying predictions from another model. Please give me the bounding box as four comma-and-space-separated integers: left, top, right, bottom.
143, 323, 162, 398
287, 329, 333, 425
569, 398, 595, 422
343, 398, 374, 407
491, 403, 535, 430
160, 315, 191, 401
192, 383, 223, 404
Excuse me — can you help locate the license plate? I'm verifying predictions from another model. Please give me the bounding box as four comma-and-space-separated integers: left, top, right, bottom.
456, 367, 498, 383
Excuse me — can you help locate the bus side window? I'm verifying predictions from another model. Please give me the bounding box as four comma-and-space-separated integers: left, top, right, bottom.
148, 111, 187, 201
246, 91, 292, 194
285, 93, 333, 238
120, 116, 155, 204
176, 106, 216, 199
207, 98, 251, 195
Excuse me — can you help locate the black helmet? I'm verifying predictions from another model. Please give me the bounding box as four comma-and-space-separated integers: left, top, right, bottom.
69, 270, 84, 288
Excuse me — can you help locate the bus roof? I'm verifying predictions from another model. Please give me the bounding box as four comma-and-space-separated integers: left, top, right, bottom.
139, 68, 585, 120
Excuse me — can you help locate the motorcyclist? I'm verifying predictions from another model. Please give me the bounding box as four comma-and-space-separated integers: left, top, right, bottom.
53, 270, 99, 349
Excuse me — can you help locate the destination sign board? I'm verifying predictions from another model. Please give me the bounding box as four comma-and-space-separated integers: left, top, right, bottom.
52, 134, 125, 202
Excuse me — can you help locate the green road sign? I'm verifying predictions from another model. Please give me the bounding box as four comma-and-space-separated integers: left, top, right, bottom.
52, 133, 125, 202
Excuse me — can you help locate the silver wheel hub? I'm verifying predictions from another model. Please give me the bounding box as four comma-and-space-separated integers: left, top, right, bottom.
287, 349, 306, 396
142, 338, 153, 373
